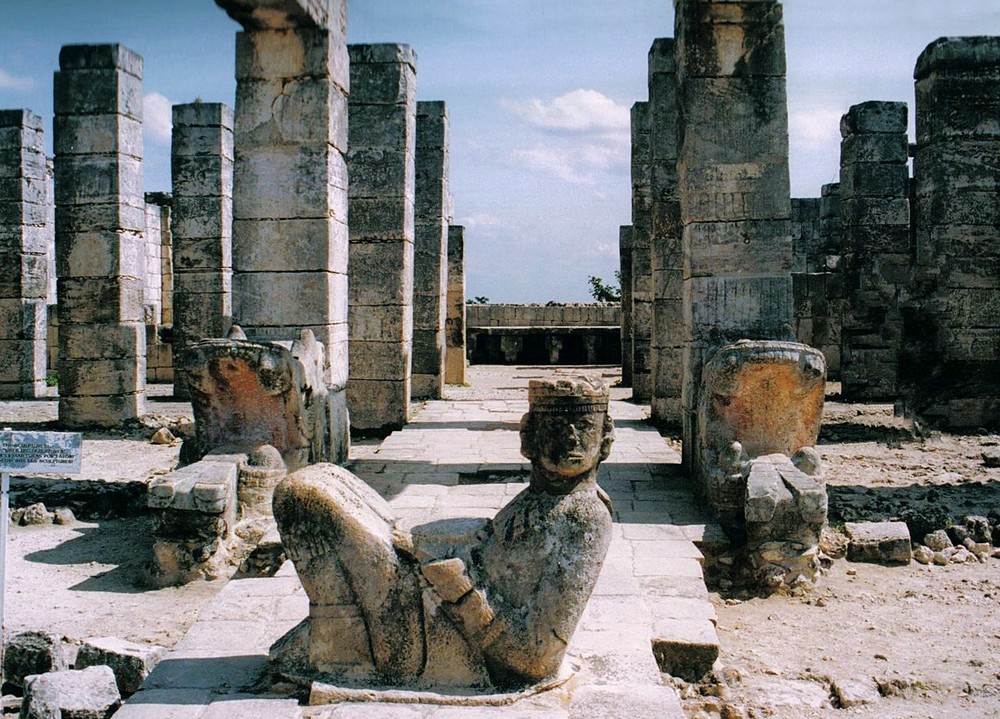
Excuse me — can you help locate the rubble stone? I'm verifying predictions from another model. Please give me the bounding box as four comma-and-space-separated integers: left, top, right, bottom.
75, 637, 165, 696
845, 521, 912, 564
21, 665, 120, 719
3, 631, 67, 689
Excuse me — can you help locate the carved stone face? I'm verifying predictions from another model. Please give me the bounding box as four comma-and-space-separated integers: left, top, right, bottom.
521, 408, 613, 492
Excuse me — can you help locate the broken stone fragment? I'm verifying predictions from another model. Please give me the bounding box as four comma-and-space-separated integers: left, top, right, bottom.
922, 529, 951, 551
2, 631, 68, 689
912, 545, 934, 564
75, 637, 165, 696
845, 522, 912, 565
52, 507, 75, 525
20, 665, 120, 719
18, 503, 54, 526
150, 427, 175, 445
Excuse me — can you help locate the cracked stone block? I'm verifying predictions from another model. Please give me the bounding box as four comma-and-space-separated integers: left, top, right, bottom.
3, 631, 68, 689
651, 618, 720, 682
75, 637, 165, 696
845, 521, 912, 564
21, 665, 120, 719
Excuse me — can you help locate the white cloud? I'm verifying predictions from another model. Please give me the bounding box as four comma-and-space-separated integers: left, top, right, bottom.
455, 212, 504, 230
143, 92, 173, 145
0, 69, 33, 91
788, 108, 843, 150
503, 89, 630, 133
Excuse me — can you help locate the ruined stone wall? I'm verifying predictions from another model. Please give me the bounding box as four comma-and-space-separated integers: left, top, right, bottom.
346, 43, 417, 432
412, 101, 450, 400
630, 102, 653, 402
839, 101, 910, 401
0, 110, 49, 398
53, 44, 147, 426
648, 38, 683, 424
142, 200, 163, 325
466, 304, 620, 328
907, 37, 1000, 428
619, 224, 634, 385
675, 0, 794, 474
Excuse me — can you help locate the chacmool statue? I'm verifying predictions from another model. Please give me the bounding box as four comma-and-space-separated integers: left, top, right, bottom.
270, 374, 614, 690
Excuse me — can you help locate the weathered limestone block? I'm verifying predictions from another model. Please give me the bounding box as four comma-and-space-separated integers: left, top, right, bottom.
272, 375, 614, 691
698, 340, 827, 589
619, 225, 634, 386
347, 43, 416, 433
53, 44, 147, 427
445, 224, 466, 385
3, 631, 68, 689
21, 666, 120, 719
630, 102, 653, 402
412, 101, 450, 400
845, 521, 912, 565
178, 328, 334, 468
75, 637, 165, 696
220, 0, 350, 461
0, 110, 48, 399
907, 36, 1000, 428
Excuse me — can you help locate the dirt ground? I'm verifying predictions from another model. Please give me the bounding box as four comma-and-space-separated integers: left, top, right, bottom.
3, 371, 999, 718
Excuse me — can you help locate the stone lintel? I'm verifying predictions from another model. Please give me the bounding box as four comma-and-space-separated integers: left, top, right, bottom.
215, 0, 345, 32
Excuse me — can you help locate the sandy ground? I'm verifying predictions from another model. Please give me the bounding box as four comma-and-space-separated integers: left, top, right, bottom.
3, 370, 999, 719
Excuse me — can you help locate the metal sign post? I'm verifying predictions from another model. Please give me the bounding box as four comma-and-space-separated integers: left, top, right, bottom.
0, 429, 82, 686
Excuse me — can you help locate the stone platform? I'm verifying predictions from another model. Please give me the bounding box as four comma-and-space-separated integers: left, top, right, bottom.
114, 367, 718, 718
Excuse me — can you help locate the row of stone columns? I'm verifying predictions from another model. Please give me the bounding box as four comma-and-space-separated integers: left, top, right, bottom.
0, 0, 467, 436
625, 2, 999, 434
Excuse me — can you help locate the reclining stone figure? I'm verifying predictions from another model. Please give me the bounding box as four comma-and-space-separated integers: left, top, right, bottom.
697, 340, 828, 589
270, 374, 614, 690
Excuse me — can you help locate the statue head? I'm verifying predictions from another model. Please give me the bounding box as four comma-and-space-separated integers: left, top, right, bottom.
520, 374, 614, 493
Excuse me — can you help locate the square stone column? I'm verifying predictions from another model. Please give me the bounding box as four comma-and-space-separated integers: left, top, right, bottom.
0, 110, 49, 399
648, 38, 683, 424
619, 224, 634, 386
909, 37, 1000, 428
217, 0, 350, 461
171, 102, 234, 399
53, 44, 147, 427
839, 101, 910, 401
412, 101, 450, 400
445, 224, 466, 385
630, 101, 653, 402
346, 43, 416, 433
675, 0, 794, 475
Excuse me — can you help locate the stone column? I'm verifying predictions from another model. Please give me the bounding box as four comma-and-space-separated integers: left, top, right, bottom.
630, 102, 653, 402
171, 102, 234, 399
648, 38, 683, 424
346, 43, 416, 432
0, 110, 48, 399
839, 101, 910, 401
53, 44, 146, 426
445, 224, 466, 385
412, 101, 450, 400
217, 0, 350, 461
675, 0, 794, 474
619, 224, 633, 386
909, 37, 1000, 428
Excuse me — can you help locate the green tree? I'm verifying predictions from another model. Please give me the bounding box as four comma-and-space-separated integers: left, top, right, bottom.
587, 273, 621, 302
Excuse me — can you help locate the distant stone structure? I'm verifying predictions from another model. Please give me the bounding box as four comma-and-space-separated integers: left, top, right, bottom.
674, 0, 795, 473
346, 43, 417, 433
697, 340, 828, 590
412, 101, 451, 400
171, 102, 234, 399
270, 374, 613, 690
216, 0, 350, 462
466, 303, 620, 365
906, 36, 1000, 428
648, 37, 683, 424
445, 224, 467, 384
629, 101, 653, 402
0, 110, 48, 399
839, 101, 910, 400
53, 44, 147, 427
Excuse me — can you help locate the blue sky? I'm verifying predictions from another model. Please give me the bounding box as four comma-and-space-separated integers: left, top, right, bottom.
2, 1, 998, 302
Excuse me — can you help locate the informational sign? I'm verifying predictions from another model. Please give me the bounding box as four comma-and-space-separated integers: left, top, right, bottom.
0, 431, 83, 474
